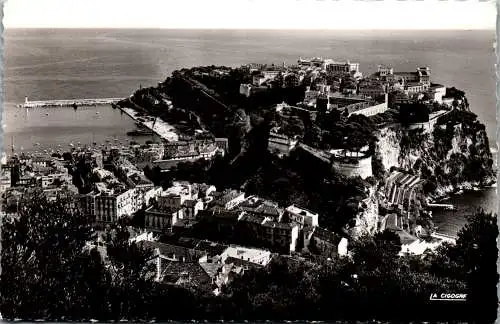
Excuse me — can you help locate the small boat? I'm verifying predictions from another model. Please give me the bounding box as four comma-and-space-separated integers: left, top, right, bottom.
96, 111, 100, 115
45, 113, 49, 116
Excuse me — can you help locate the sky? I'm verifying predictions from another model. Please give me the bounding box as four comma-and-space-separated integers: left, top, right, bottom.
2, 0, 496, 30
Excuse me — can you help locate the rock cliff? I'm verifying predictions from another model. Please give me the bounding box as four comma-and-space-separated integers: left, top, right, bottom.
349, 184, 381, 237
349, 108, 495, 237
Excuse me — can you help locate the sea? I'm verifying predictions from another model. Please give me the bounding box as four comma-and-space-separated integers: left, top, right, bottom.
2, 29, 497, 236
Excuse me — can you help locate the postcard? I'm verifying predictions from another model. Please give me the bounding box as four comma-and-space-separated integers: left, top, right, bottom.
0, 0, 497, 322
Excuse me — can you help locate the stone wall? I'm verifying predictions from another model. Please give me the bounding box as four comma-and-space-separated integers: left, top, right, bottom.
332, 155, 373, 179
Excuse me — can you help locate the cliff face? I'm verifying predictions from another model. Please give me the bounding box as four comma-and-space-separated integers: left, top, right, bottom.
375, 110, 494, 198
349, 109, 494, 237
349, 184, 380, 238
375, 125, 403, 171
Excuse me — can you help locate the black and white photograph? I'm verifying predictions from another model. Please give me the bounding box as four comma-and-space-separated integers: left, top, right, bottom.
0, 0, 498, 321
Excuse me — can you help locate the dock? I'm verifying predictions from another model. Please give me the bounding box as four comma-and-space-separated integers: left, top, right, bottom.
18, 97, 123, 108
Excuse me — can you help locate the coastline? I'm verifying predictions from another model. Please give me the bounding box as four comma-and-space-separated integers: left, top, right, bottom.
426, 176, 497, 205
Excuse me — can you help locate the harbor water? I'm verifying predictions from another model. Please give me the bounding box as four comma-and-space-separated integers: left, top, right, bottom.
2, 28, 497, 236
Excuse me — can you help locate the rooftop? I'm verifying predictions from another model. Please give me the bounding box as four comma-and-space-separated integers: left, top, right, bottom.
286, 204, 319, 217
262, 220, 296, 230
240, 213, 268, 225
162, 183, 192, 197
195, 240, 228, 257
211, 189, 244, 206
140, 241, 206, 262
211, 208, 244, 221
160, 260, 212, 288
386, 171, 425, 189
221, 245, 272, 266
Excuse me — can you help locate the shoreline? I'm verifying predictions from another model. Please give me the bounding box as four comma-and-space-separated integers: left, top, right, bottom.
426, 178, 497, 204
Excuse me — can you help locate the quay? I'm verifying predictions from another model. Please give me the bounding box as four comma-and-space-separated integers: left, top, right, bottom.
18, 97, 123, 108
119, 106, 179, 142
431, 232, 457, 243
427, 203, 455, 210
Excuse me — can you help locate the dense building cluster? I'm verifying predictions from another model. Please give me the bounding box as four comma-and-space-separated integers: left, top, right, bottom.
1, 137, 350, 294
1, 152, 79, 214
256, 58, 458, 180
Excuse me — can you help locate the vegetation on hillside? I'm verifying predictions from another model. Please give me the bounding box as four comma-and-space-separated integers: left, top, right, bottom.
2, 192, 496, 321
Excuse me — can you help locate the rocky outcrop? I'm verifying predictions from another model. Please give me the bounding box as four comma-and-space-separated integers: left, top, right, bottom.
375, 125, 403, 171
348, 184, 380, 238
375, 110, 494, 196
349, 108, 495, 236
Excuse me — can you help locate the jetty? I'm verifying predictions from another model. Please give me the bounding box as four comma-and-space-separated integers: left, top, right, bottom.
18, 97, 123, 108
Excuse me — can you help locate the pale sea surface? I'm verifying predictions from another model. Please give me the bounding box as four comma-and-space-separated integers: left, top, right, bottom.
2, 29, 497, 235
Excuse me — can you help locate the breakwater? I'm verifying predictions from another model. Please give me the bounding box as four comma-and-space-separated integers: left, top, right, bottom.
18, 97, 123, 108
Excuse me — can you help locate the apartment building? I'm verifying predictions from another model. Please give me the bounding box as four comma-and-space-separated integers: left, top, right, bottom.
268, 130, 299, 158
285, 205, 319, 228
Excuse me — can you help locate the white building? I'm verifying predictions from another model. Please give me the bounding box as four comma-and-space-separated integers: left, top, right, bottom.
427, 84, 446, 104
88, 187, 140, 223
158, 182, 197, 210
0, 169, 11, 193
348, 94, 388, 117
239, 84, 253, 97
285, 205, 319, 228
304, 87, 320, 104
404, 82, 430, 95
219, 245, 272, 267
268, 131, 298, 158
325, 60, 360, 75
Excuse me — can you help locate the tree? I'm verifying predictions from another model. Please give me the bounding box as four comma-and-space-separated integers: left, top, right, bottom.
442, 211, 498, 321
104, 226, 157, 319
0, 190, 111, 320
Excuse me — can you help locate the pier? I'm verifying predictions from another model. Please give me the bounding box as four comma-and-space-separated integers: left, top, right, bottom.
18, 97, 123, 108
